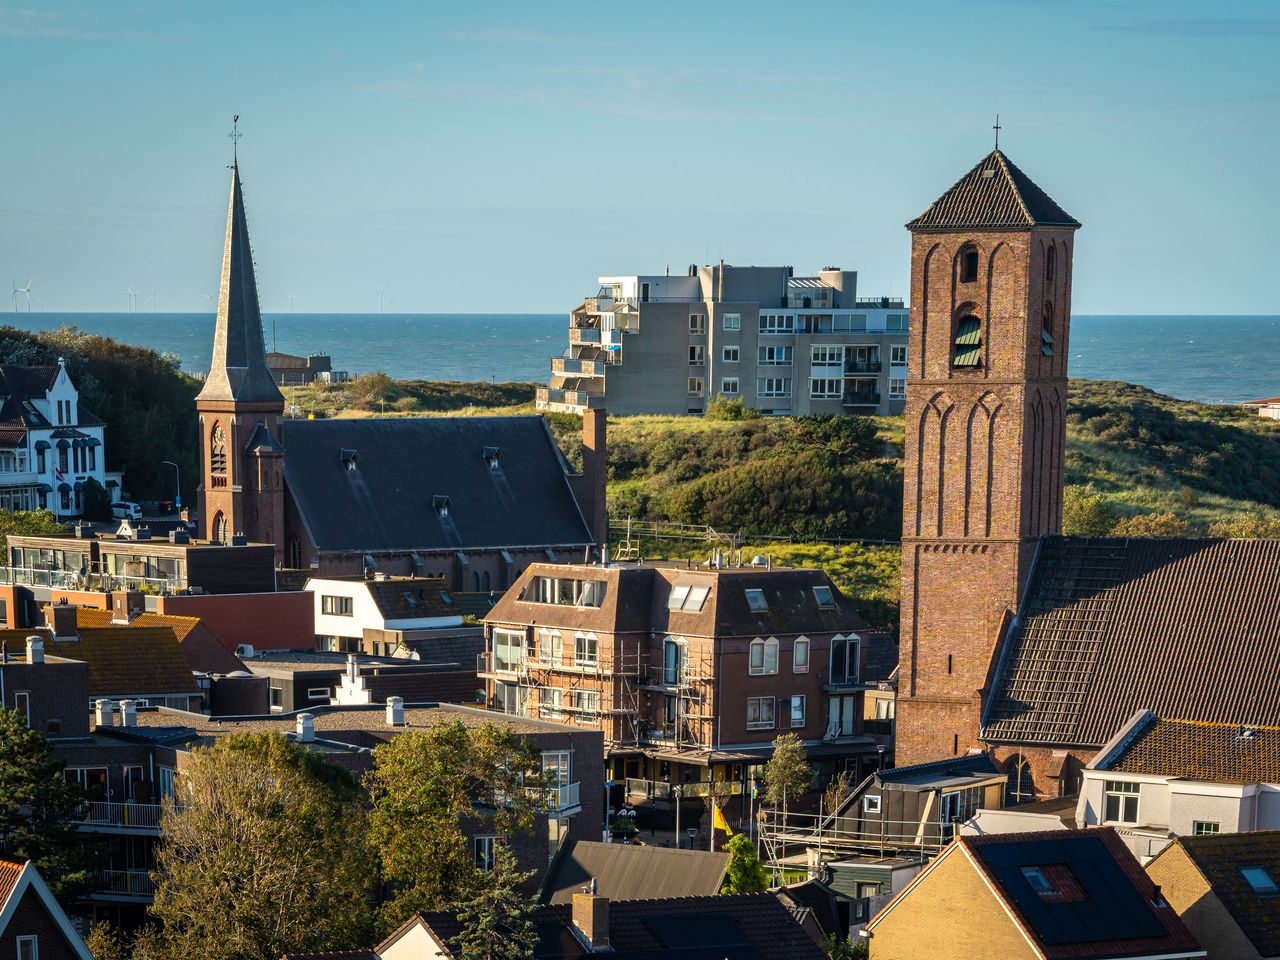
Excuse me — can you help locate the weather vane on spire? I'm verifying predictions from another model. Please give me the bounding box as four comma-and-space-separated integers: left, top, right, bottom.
229, 114, 242, 164
993, 114, 1001, 150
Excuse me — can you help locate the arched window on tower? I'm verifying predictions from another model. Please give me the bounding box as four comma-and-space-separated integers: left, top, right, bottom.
1045, 244, 1056, 283
210, 423, 227, 487
953, 311, 983, 368
1041, 302, 1055, 357
1006, 756, 1036, 805
213, 511, 227, 544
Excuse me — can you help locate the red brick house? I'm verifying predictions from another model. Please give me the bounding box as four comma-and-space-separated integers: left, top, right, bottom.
0, 860, 93, 960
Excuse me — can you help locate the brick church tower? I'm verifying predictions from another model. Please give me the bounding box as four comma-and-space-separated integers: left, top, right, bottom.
895, 148, 1080, 765
195, 161, 286, 564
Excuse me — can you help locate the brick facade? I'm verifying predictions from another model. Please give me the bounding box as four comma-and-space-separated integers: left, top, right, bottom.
897, 211, 1076, 770
197, 400, 285, 564
0, 888, 85, 960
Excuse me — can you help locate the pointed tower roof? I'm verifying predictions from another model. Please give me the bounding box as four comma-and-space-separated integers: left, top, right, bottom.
196, 164, 284, 404
906, 149, 1080, 232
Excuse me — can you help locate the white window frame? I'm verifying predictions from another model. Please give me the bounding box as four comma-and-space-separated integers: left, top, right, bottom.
749, 637, 779, 676
688, 377, 705, 398
722, 346, 740, 363
306, 687, 330, 701
758, 345, 793, 366
722, 312, 741, 331
757, 377, 791, 399
569, 689, 600, 713
493, 627, 526, 673
790, 695, 806, 727
746, 696, 775, 730
542, 750, 572, 787
809, 378, 842, 399
537, 628, 561, 663
573, 632, 599, 668
793, 638, 810, 673
320, 594, 353, 617
759, 314, 794, 335
688, 344, 705, 366
810, 345, 844, 367
889, 377, 907, 400
16, 934, 37, 960
863, 795, 881, 814
474, 835, 498, 873
720, 377, 739, 396
1102, 781, 1140, 825
689, 313, 706, 334
1192, 820, 1220, 835
890, 345, 908, 365
13, 690, 29, 725
744, 588, 769, 612
539, 686, 564, 720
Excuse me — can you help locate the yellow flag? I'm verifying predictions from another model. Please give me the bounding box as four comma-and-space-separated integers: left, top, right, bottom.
712, 802, 733, 836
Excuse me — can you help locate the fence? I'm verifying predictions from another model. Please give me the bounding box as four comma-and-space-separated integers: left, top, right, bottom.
78, 801, 164, 831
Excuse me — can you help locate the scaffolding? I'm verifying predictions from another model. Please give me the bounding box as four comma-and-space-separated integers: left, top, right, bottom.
759, 807, 949, 875
629, 642, 716, 754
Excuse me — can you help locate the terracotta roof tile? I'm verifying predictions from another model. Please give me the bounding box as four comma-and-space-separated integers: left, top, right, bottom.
0, 859, 23, 911
1173, 830, 1280, 956
0, 625, 199, 697
984, 537, 1280, 747
907, 149, 1080, 232
1111, 717, 1280, 784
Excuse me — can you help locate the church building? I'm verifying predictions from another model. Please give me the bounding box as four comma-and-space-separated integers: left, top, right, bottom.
896, 147, 1280, 801
195, 162, 603, 589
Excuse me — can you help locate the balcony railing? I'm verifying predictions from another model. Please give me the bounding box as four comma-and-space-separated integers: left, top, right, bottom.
841, 392, 881, 408
77, 801, 164, 832
548, 781, 581, 813
0, 566, 186, 594
569, 327, 601, 345
536, 388, 606, 411
845, 360, 882, 374
625, 778, 743, 800
93, 869, 155, 900
551, 357, 605, 377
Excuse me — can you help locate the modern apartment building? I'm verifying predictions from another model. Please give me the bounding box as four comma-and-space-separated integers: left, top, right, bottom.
537, 263, 909, 417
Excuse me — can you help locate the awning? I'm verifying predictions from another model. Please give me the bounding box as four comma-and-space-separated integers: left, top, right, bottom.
72, 439, 84, 449
73, 480, 84, 491
34, 440, 50, 451
55, 439, 70, 449
87, 437, 101, 447
105, 479, 119, 488
36, 483, 51, 493
57, 482, 71, 493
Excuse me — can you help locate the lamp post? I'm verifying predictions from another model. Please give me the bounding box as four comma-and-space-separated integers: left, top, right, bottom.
161, 460, 181, 512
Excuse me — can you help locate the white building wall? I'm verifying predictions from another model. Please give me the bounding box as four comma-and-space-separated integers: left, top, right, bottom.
307, 579, 387, 642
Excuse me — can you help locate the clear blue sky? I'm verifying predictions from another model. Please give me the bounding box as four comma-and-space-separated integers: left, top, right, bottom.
2, 0, 1277, 314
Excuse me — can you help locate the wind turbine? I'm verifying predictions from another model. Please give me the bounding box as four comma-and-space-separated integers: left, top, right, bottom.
16, 279, 32, 313
147, 286, 158, 311
126, 286, 139, 312
287, 293, 297, 312
386, 297, 393, 313
34, 297, 44, 311
9, 280, 17, 313
377, 286, 385, 314
203, 292, 215, 311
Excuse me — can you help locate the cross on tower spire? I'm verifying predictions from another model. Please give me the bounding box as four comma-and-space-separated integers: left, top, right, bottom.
229, 114, 242, 165
993, 114, 1001, 150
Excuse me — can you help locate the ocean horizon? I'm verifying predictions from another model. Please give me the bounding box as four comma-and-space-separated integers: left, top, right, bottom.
2, 312, 1277, 406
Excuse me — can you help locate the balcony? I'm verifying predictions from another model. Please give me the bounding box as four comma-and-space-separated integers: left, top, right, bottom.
569, 327, 601, 345
0, 566, 187, 594
547, 781, 581, 814
77, 801, 164, 834
845, 360, 882, 374
552, 357, 605, 377
536, 388, 606, 413
91, 869, 155, 901
841, 391, 881, 408
625, 779, 743, 800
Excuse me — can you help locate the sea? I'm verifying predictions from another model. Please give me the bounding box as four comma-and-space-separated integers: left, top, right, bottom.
3, 312, 1277, 405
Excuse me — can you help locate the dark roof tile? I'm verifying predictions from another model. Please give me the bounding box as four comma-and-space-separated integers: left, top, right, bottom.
1109, 717, 1280, 784
1172, 830, 1280, 956
907, 149, 1080, 231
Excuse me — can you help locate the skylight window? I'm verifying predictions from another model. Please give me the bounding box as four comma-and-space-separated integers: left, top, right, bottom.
1021, 866, 1053, 894
668, 585, 690, 610
813, 586, 834, 608
744, 588, 769, 613
667, 584, 711, 612
1242, 866, 1279, 896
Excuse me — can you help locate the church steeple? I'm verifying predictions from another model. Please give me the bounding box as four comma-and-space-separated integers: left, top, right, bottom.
196, 162, 283, 404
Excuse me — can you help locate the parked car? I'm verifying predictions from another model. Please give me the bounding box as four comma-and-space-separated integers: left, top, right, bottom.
111, 501, 143, 520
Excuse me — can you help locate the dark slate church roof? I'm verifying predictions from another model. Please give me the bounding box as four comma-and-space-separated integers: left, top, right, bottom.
280, 416, 593, 553
983, 536, 1280, 747
907, 149, 1080, 231
196, 163, 285, 405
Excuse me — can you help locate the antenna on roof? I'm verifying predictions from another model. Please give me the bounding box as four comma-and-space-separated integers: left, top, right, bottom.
993, 114, 1001, 150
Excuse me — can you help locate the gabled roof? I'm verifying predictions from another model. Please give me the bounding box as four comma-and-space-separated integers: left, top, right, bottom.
983, 537, 1280, 747
2, 626, 199, 697
869, 829, 1201, 959
0, 860, 94, 960
1160, 830, 1280, 957
907, 149, 1080, 232
412, 893, 826, 960
540, 839, 728, 904
196, 163, 285, 405
72, 608, 247, 675
244, 421, 284, 453
1103, 715, 1280, 785
0, 363, 103, 435
281, 416, 593, 553
363, 577, 458, 621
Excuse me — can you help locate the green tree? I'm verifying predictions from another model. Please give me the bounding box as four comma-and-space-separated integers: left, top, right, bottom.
823, 771, 852, 817
1208, 514, 1280, 538
455, 846, 537, 960
0, 707, 99, 901
365, 721, 549, 930
0, 508, 65, 551
1061, 485, 1118, 537
81, 477, 112, 523
720, 834, 768, 894
764, 733, 811, 810
705, 395, 761, 421
1108, 512, 1194, 538
149, 733, 374, 960
821, 933, 869, 959
788, 415, 881, 461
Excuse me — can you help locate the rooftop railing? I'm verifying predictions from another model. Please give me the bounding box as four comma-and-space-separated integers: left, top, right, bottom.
0, 566, 186, 593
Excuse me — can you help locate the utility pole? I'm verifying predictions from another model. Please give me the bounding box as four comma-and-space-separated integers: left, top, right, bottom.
161, 460, 181, 512
673, 784, 681, 849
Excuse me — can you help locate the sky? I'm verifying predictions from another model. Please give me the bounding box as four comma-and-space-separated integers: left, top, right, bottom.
1, 0, 1278, 315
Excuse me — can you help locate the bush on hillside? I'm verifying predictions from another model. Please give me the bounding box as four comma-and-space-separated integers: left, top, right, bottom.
1107, 512, 1193, 538
705, 395, 761, 421
1062, 485, 1119, 537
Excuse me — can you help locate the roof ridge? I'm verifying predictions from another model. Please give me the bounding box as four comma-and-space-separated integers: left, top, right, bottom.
992, 150, 1035, 225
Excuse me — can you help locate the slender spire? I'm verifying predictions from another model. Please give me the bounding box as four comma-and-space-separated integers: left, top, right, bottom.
197, 157, 284, 404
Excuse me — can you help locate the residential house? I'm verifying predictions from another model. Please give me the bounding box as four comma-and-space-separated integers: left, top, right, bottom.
367, 891, 826, 960
539, 838, 728, 904
305, 575, 463, 655
864, 828, 1205, 960
538, 264, 909, 418
1241, 396, 1280, 420
1146, 830, 1280, 960
1077, 711, 1280, 862
69, 604, 247, 675
481, 560, 885, 824
0, 360, 119, 517
265, 351, 339, 386
0, 859, 94, 959
242, 651, 479, 713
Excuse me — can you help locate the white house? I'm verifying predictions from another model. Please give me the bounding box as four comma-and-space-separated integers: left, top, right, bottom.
1077, 710, 1280, 862
305, 574, 464, 654
0, 360, 120, 517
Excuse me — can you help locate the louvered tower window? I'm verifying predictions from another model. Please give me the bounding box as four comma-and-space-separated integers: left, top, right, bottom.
954, 315, 982, 367
1041, 303, 1055, 356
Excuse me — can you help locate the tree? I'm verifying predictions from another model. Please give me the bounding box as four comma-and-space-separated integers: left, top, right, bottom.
1208, 514, 1280, 538
0, 708, 99, 901
455, 846, 537, 960
821, 933, 869, 959
720, 834, 768, 894
81, 477, 112, 523
705, 395, 761, 421
1061, 485, 1118, 537
149, 733, 374, 960
1108, 512, 1194, 538
764, 733, 811, 809
0, 508, 65, 552
365, 721, 549, 930
823, 771, 852, 818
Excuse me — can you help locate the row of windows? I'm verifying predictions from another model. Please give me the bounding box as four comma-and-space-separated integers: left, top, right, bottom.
696, 377, 902, 402
704, 344, 906, 366
746, 694, 806, 729
493, 627, 601, 671
951, 305, 1060, 369
748, 634, 859, 681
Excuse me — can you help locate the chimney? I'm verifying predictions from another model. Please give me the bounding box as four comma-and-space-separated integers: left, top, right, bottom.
571, 884, 610, 952
44, 603, 78, 640
296, 712, 315, 742
25, 635, 44, 664
386, 696, 405, 727
579, 409, 608, 553
111, 591, 144, 624
119, 699, 137, 727
94, 699, 114, 728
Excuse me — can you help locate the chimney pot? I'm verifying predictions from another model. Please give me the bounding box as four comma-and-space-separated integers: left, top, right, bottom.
296, 712, 315, 742
25, 635, 44, 664
120, 699, 137, 727
571, 889, 610, 951
386, 696, 405, 727
94, 699, 114, 727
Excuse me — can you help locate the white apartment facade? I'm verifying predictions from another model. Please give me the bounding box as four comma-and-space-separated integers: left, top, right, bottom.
306, 575, 463, 653
538, 263, 909, 417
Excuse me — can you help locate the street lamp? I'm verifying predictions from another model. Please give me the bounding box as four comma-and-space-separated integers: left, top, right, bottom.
161, 460, 181, 512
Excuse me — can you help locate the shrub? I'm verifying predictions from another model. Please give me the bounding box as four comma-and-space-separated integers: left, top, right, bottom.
1108, 512, 1194, 538
705, 395, 761, 421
